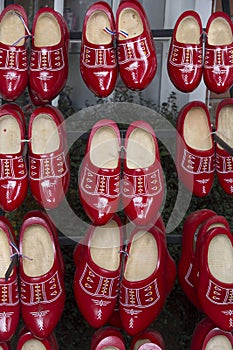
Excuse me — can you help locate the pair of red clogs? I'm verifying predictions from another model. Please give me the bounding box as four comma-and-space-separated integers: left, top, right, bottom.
0, 4, 69, 104
73, 215, 176, 336
191, 318, 233, 350
168, 10, 233, 94
0, 103, 69, 211
176, 99, 233, 197
0, 327, 59, 350
78, 119, 163, 227
178, 209, 233, 332
90, 326, 165, 350
0, 211, 65, 342
80, 1, 157, 97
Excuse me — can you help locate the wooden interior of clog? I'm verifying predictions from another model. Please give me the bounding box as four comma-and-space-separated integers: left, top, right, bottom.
0, 115, 21, 154
31, 114, 59, 154
90, 220, 121, 271
21, 339, 46, 350
205, 335, 232, 350
22, 224, 54, 278
86, 10, 112, 45
124, 231, 158, 282
0, 10, 25, 45
208, 234, 233, 284
34, 12, 61, 47
90, 126, 119, 169
176, 16, 200, 44
118, 8, 143, 40
183, 107, 212, 150
208, 17, 233, 45
0, 229, 11, 278
217, 105, 233, 149
126, 127, 155, 169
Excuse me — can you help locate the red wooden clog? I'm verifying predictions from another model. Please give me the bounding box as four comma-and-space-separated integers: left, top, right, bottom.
131, 328, 165, 350
0, 103, 28, 212
19, 211, 65, 338
191, 317, 233, 350
122, 121, 164, 226
73, 216, 123, 328
204, 12, 233, 94
29, 7, 69, 104
176, 101, 215, 197
90, 326, 125, 350
0, 5, 29, 101
28, 105, 70, 210
197, 226, 233, 331
119, 225, 175, 336
17, 327, 59, 350
80, 2, 117, 97
215, 98, 233, 195
0, 217, 19, 342
167, 11, 203, 92
178, 209, 216, 309
116, 0, 157, 90
78, 119, 121, 226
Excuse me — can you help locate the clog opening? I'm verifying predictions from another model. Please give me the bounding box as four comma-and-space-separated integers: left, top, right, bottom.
183, 107, 212, 150
134, 339, 162, 350
126, 128, 155, 169
118, 8, 143, 39
205, 335, 232, 350
21, 339, 46, 350
0, 115, 21, 154
208, 18, 233, 46
176, 16, 200, 44
90, 220, 121, 271
22, 224, 54, 277
0, 229, 11, 278
0, 9, 25, 45
90, 126, 119, 169
34, 12, 61, 47
31, 114, 60, 154
217, 105, 233, 149
208, 234, 233, 284
86, 10, 112, 45
124, 231, 158, 282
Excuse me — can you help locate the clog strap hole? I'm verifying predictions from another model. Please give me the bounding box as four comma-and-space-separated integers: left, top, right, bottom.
176, 16, 200, 44
183, 107, 213, 150
22, 224, 54, 278
87, 11, 112, 45
0, 115, 21, 154
0, 9, 25, 46
205, 335, 232, 350
126, 128, 155, 169
208, 17, 233, 46
124, 231, 158, 282
34, 12, 61, 47
217, 105, 233, 149
90, 220, 121, 271
118, 8, 143, 39
31, 114, 59, 154
208, 234, 233, 284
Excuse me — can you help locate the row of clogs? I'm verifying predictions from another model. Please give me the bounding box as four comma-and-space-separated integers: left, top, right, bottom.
176, 98, 233, 197
0, 103, 69, 212
73, 214, 176, 336
178, 209, 233, 332
168, 10, 233, 94
0, 5, 69, 104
